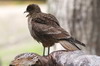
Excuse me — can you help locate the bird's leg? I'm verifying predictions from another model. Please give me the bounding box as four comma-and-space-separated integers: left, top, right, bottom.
48, 47, 50, 55
43, 47, 45, 56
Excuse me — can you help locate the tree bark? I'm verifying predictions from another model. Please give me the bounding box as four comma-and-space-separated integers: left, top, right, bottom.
92, 0, 100, 55
47, 0, 100, 55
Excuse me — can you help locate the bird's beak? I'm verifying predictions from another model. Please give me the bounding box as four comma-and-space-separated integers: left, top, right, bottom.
26, 14, 29, 17
24, 11, 27, 13
24, 11, 29, 17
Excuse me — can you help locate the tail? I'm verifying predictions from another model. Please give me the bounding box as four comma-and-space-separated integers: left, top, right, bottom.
68, 37, 85, 47
59, 37, 85, 51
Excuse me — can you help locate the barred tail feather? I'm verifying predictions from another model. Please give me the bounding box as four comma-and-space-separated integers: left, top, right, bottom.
58, 37, 85, 50
69, 37, 86, 47
59, 41, 79, 51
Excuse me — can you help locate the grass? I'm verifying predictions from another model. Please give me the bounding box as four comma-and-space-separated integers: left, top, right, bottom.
0, 40, 43, 66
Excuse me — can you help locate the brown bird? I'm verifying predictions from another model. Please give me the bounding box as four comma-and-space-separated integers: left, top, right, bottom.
24, 4, 85, 56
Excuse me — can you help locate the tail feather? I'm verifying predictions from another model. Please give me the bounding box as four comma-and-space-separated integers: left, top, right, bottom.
68, 40, 81, 50
59, 37, 85, 51
59, 41, 79, 51
68, 37, 85, 47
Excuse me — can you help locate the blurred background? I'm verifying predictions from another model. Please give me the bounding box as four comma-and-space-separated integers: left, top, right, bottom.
0, 0, 47, 66
0, 0, 100, 66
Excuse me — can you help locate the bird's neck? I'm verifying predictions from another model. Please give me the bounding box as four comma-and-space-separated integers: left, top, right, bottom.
26, 13, 36, 17
28, 13, 37, 18
28, 11, 41, 17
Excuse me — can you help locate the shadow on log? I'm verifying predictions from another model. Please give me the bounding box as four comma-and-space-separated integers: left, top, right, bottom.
10, 50, 100, 66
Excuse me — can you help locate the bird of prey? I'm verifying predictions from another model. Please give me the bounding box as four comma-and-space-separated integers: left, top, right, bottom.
24, 4, 85, 56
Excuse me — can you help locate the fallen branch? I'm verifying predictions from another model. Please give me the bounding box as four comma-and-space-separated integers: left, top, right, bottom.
10, 50, 100, 66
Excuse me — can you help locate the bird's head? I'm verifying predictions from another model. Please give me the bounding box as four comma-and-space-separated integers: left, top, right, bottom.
24, 4, 41, 17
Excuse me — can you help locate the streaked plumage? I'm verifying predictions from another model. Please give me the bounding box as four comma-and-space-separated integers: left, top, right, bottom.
25, 4, 85, 55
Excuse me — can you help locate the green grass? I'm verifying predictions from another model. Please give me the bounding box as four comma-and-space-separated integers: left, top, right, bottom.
0, 40, 43, 66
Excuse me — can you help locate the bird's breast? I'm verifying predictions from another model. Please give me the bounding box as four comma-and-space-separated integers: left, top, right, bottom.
28, 17, 32, 34
28, 17, 40, 42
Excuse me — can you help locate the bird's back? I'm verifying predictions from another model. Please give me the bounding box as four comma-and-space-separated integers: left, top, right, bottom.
28, 13, 60, 44
28, 12, 85, 49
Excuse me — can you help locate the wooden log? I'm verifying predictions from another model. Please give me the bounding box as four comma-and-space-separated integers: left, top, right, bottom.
10, 50, 100, 66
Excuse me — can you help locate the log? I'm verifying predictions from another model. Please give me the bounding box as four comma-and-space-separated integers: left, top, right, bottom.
10, 50, 100, 66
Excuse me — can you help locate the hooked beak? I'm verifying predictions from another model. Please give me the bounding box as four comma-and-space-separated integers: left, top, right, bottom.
24, 11, 29, 17
24, 11, 27, 13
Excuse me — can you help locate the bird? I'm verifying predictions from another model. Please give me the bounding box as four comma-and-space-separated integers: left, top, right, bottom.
24, 4, 85, 56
